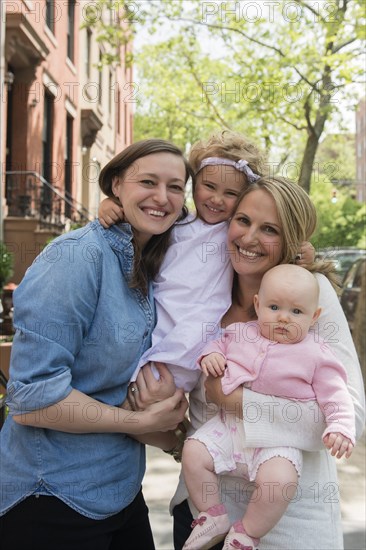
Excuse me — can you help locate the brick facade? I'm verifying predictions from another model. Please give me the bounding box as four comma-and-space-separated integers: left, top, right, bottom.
0, 0, 133, 282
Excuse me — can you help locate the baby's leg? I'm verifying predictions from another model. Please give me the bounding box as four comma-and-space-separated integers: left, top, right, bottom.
182, 439, 221, 511
243, 456, 298, 539
182, 439, 231, 550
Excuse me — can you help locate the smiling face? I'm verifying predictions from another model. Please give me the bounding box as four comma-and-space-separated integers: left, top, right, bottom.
227, 189, 283, 281
111, 152, 186, 247
253, 265, 321, 344
193, 165, 246, 224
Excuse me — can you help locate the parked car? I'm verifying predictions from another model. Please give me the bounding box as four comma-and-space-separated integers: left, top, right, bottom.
339, 257, 366, 333
316, 247, 366, 282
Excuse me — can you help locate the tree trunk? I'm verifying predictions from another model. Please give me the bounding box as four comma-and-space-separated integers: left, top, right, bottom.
299, 133, 320, 193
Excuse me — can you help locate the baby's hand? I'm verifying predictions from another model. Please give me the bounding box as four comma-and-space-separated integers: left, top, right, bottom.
323, 432, 354, 459
98, 197, 124, 228
200, 353, 226, 377
295, 241, 315, 267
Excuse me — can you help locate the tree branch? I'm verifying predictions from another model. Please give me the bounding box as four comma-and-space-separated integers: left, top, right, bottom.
277, 116, 308, 132
304, 93, 315, 135
293, 0, 326, 24
333, 37, 358, 53
182, 50, 232, 129
166, 16, 318, 91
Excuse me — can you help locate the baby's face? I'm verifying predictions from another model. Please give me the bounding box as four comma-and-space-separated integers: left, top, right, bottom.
193, 165, 246, 224
254, 283, 320, 344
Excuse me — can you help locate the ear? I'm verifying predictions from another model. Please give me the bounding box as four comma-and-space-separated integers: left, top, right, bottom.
311, 307, 322, 326
253, 294, 260, 316
111, 176, 120, 198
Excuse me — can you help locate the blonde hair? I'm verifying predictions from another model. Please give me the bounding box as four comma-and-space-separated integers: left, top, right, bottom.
232, 176, 339, 295
189, 130, 266, 180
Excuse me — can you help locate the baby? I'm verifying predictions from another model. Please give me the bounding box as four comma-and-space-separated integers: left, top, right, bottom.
182, 264, 355, 550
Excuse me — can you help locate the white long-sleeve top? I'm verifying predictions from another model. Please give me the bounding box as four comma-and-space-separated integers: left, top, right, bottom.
132, 214, 233, 391
171, 273, 365, 549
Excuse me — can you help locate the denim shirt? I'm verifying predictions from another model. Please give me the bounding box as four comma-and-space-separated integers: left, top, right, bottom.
0, 221, 155, 519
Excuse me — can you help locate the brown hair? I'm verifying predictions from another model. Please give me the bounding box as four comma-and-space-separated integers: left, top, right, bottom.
99, 139, 193, 292
231, 176, 339, 304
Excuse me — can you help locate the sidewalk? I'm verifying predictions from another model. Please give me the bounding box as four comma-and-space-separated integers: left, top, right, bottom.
143, 432, 366, 550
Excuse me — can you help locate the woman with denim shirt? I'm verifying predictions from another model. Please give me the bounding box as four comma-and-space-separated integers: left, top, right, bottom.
0, 139, 190, 550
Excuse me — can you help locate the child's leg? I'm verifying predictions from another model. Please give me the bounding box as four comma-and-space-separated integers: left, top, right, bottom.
182, 439, 221, 511
182, 439, 232, 550
243, 456, 298, 539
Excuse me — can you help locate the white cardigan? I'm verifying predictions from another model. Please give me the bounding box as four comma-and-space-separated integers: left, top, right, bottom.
170, 274, 365, 550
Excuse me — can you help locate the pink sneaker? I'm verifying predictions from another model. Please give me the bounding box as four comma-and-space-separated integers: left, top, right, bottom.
223, 522, 260, 550
182, 509, 231, 550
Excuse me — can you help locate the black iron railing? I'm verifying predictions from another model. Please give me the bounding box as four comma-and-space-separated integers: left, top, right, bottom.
5, 171, 93, 228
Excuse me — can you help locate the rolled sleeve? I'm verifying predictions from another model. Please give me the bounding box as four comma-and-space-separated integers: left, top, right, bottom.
7, 372, 72, 415
6, 230, 100, 414
6, 329, 76, 414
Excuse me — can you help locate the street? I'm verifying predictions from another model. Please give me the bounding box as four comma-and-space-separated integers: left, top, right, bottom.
144, 432, 366, 550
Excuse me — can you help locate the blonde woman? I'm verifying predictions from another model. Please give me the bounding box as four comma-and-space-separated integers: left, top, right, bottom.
172, 177, 365, 550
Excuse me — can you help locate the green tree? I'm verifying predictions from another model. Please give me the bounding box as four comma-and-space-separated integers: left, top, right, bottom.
126, 0, 364, 193
315, 133, 356, 182
310, 176, 366, 249
86, 0, 365, 192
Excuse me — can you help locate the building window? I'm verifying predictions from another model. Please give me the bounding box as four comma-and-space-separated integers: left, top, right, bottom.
42, 92, 54, 217
67, 0, 75, 62
46, 0, 55, 33
86, 29, 92, 79
65, 115, 73, 218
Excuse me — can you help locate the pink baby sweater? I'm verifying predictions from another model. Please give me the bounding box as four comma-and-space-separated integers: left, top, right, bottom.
200, 321, 355, 444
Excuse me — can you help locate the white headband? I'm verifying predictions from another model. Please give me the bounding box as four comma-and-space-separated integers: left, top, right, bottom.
196, 157, 260, 183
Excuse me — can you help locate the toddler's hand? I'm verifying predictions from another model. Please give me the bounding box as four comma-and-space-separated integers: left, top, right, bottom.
200, 353, 226, 377
295, 241, 315, 267
323, 432, 354, 459
98, 197, 124, 228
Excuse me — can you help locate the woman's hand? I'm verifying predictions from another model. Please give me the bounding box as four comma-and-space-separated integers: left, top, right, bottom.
98, 197, 124, 228
140, 389, 189, 433
205, 375, 243, 419
128, 362, 176, 410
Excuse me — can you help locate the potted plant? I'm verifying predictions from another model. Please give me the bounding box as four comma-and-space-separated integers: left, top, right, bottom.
0, 243, 14, 413
0, 242, 13, 291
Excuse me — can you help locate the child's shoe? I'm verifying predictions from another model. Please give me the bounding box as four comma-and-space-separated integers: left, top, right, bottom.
182, 504, 231, 550
223, 521, 260, 550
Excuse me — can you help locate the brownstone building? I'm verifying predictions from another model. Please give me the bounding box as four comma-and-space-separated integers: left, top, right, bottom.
0, 0, 133, 283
